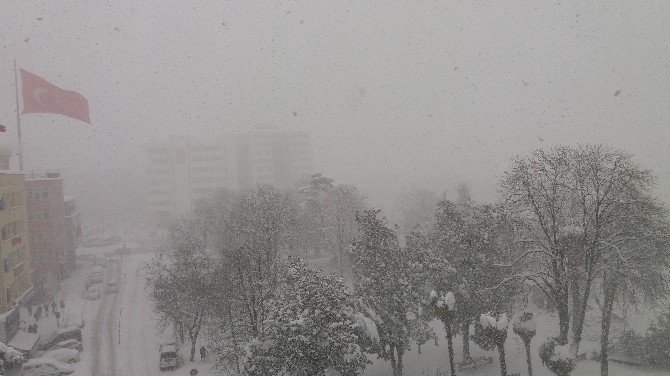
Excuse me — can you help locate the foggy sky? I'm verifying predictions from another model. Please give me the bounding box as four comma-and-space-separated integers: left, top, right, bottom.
1, 1, 669, 221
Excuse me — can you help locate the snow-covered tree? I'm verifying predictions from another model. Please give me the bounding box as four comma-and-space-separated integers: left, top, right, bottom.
0, 341, 25, 372
499, 145, 666, 353
539, 338, 575, 376
146, 218, 215, 361
203, 185, 298, 371
243, 257, 368, 376
480, 312, 510, 376
513, 312, 537, 376
429, 290, 457, 376
594, 196, 670, 376
430, 200, 517, 361
296, 173, 365, 274
350, 209, 432, 376
396, 189, 440, 239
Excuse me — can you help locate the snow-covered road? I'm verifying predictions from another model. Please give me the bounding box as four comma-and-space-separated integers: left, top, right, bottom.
89, 262, 120, 376
100, 253, 219, 376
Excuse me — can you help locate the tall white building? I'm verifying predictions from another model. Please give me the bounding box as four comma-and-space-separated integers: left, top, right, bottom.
145, 129, 313, 226
145, 136, 238, 226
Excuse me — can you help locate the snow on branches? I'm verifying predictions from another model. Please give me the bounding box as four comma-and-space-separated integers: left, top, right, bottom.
243, 257, 368, 376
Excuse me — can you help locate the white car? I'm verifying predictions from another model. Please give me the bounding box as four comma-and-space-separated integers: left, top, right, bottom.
85, 287, 100, 300
43, 348, 80, 364
21, 357, 74, 375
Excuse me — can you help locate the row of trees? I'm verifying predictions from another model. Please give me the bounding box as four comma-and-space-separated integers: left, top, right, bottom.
147, 144, 670, 376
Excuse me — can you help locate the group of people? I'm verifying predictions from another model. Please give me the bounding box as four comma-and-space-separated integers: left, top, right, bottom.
26, 299, 65, 328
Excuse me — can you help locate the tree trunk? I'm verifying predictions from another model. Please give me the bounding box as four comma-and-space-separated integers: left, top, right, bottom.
462, 321, 471, 362
397, 346, 404, 376
571, 277, 593, 354
557, 301, 570, 345
497, 344, 507, 376
445, 321, 456, 376
389, 345, 398, 376
524, 340, 533, 376
600, 283, 617, 376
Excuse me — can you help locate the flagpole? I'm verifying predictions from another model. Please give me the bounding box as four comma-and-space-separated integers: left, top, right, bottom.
13, 59, 23, 171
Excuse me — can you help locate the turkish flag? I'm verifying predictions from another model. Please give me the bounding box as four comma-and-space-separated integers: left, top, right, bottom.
20, 69, 90, 124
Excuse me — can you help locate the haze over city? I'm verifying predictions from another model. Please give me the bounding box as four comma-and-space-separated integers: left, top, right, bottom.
0, 2, 669, 376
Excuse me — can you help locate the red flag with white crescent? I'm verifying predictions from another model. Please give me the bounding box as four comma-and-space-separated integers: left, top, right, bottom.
20, 69, 90, 124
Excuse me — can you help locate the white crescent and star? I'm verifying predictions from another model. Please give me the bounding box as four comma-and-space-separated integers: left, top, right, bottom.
32, 88, 47, 106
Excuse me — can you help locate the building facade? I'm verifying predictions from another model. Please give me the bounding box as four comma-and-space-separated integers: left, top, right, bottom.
26, 173, 66, 301
63, 197, 81, 277
145, 136, 238, 226
0, 172, 33, 343
145, 129, 313, 226
236, 128, 313, 190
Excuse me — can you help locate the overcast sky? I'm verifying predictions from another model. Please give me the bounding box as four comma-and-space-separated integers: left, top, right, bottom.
1, 1, 669, 217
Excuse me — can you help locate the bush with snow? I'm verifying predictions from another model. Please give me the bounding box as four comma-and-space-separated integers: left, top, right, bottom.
539, 338, 575, 376
512, 312, 536, 341
479, 312, 508, 344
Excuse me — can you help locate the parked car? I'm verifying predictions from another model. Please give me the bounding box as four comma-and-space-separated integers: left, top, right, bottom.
20, 357, 74, 375
106, 281, 119, 293
40, 327, 82, 351
42, 348, 80, 364
87, 272, 103, 284
85, 287, 100, 300
159, 343, 181, 371
53, 340, 83, 353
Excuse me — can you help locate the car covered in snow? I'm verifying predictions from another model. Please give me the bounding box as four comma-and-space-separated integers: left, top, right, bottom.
106, 281, 119, 293
53, 339, 83, 353
20, 357, 74, 375
85, 286, 101, 300
42, 348, 80, 364
159, 343, 181, 371
40, 327, 82, 351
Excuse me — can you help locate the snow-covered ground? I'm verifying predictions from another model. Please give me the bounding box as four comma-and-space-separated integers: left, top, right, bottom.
362, 313, 670, 376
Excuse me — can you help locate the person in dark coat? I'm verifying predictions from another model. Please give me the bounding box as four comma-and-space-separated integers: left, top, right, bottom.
43, 304, 49, 317
199, 346, 206, 361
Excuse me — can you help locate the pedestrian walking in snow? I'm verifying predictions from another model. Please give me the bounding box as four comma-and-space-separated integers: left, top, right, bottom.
35, 306, 42, 321
44, 304, 49, 317
27, 304, 32, 316
199, 346, 206, 361
51, 301, 56, 314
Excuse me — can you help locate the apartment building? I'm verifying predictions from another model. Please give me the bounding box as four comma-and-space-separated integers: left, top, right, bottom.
26, 172, 66, 301
145, 129, 314, 226
145, 136, 238, 226
0, 171, 33, 343
64, 197, 81, 277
